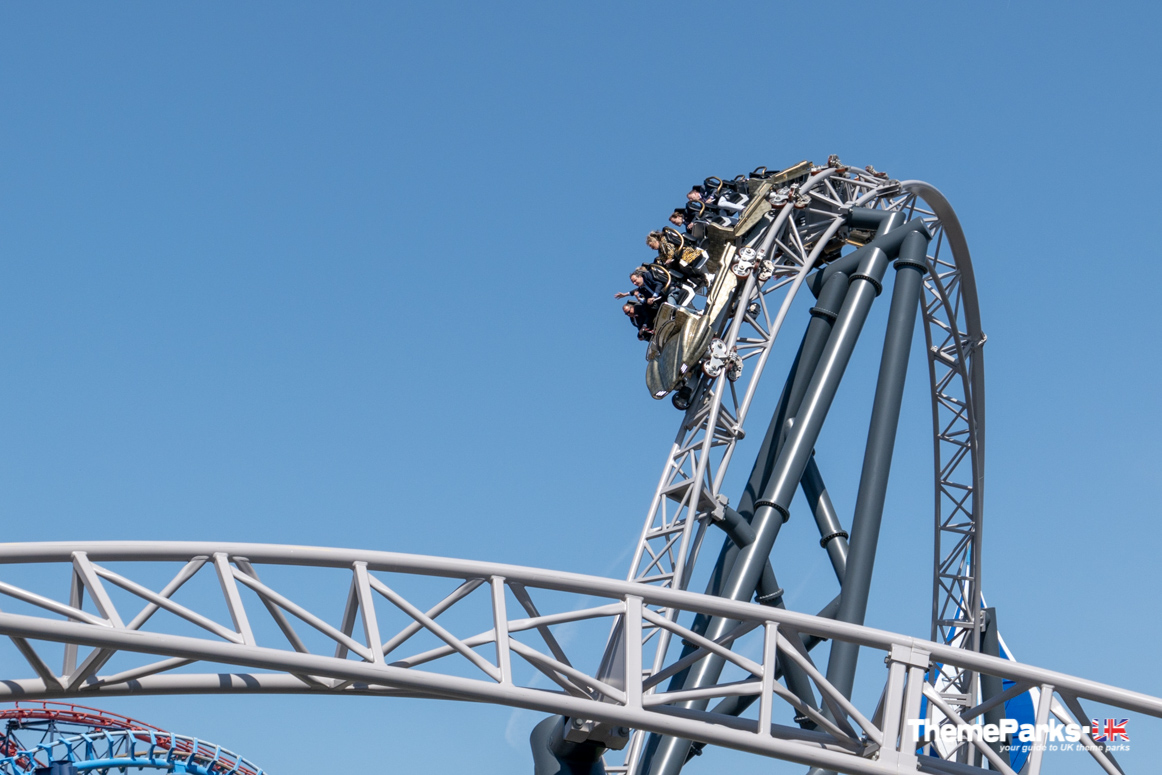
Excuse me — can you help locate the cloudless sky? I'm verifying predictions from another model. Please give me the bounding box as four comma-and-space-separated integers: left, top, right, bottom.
1, 2, 1160, 773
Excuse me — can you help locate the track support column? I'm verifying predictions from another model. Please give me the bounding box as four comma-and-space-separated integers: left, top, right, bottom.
823, 230, 929, 702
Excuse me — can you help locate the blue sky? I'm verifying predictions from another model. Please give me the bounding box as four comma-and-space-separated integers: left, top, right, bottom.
1, 2, 1160, 773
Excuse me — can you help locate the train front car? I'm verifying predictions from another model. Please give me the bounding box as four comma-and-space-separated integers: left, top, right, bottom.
643, 161, 816, 405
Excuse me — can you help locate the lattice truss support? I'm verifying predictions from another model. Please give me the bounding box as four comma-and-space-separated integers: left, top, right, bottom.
620, 168, 987, 739
626, 166, 865, 598
613, 167, 985, 771
0, 544, 1151, 775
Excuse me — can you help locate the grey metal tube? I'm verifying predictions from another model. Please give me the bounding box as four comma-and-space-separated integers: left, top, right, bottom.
715, 505, 755, 546
709, 506, 779, 609
848, 207, 899, 231
808, 216, 927, 296
739, 272, 851, 521
530, 715, 606, 775
738, 341, 802, 519
823, 230, 928, 702
773, 274, 852, 456
643, 243, 894, 775
686, 271, 852, 634
800, 455, 848, 583
702, 509, 816, 713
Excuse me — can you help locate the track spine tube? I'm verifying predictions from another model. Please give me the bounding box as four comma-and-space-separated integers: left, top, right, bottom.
807, 215, 927, 297
822, 230, 929, 706
681, 271, 851, 638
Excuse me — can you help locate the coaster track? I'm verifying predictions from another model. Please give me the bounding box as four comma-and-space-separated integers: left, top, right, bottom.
614, 163, 985, 773
0, 700, 265, 774
0, 543, 1152, 775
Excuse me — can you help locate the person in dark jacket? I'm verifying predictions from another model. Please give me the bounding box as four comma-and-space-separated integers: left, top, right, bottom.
687, 185, 715, 206
615, 267, 667, 305
623, 301, 656, 340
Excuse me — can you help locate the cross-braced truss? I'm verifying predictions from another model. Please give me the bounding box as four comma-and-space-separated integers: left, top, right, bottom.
0, 543, 1150, 775
626, 166, 853, 599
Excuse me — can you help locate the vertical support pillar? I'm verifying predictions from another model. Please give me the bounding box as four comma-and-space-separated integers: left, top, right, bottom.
758, 622, 779, 735
979, 608, 1009, 768
490, 576, 511, 684
1027, 684, 1054, 775
823, 230, 929, 701
878, 644, 929, 770
624, 596, 643, 710
63, 570, 84, 676
879, 648, 910, 766
902, 654, 929, 756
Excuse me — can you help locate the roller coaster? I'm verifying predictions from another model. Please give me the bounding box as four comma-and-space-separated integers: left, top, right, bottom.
0, 701, 265, 774
0, 160, 1155, 775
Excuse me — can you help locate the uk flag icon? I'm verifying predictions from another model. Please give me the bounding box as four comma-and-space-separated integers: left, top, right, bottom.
1090, 718, 1129, 743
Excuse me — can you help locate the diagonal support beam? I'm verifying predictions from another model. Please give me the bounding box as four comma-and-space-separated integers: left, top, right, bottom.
213, 553, 254, 646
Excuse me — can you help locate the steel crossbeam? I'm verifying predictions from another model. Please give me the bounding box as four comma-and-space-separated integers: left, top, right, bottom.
0, 543, 1152, 775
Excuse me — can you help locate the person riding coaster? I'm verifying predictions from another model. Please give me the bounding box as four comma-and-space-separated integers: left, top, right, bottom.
647, 229, 707, 283
629, 161, 818, 401
642, 260, 703, 310
622, 300, 656, 341
615, 266, 666, 306
617, 262, 694, 309
644, 164, 814, 402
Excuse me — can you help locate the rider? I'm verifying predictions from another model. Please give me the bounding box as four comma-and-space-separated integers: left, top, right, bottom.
648, 230, 705, 292
646, 230, 680, 262
623, 300, 656, 340
615, 267, 666, 306
687, 185, 713, 206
